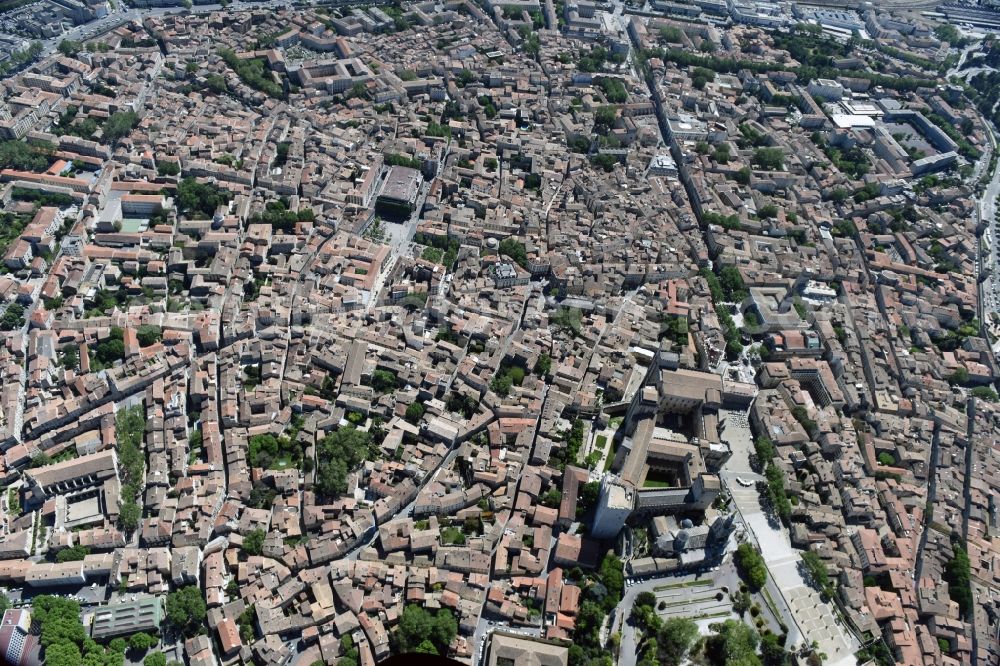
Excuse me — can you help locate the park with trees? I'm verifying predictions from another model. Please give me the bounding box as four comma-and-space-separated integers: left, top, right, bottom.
392, 605, 457, 656
32, 595, 169, 666
315, 426, 374, 498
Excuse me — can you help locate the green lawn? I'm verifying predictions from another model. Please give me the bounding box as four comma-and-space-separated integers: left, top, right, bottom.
6, 487, 18, 516
761, 587, 782, 620
693, 610, 732, 620
655, 579, 713, 591
643, 468, 678, 488
441, 527, 465, 545
119, 218, 147, 233
272, 455, 295, 469
603, 440, 618, 471
421, 246, 444, 263
660, 595, 718, 607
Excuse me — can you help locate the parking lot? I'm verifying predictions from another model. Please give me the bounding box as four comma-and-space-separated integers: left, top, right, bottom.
5, 580, 108, 608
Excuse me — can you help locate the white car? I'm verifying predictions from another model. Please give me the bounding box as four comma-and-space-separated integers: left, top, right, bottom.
736, 478, 753, 487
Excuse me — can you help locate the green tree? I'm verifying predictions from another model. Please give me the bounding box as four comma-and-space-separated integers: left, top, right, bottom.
405, 402, 425, 423
700, 267, 724, 302
571, 599, 606, 659
103, 111, 139, 145
732, 590, 752, 616
58, 39, 82, 57
175, 177, 232, 219
591, 153, 619, 172
119, 501, 141, 532
753, 436, 776, 468
634, 591, 656, 608
136, 325, 162, 347
534, 352, 552, 377
336, 649, 359, 666
348, 81, 367, 99
96, 338, 125, 364
55, 545, 90, 562
949, 367, 970, 385
718, 266, 747, 302
157, 161, 180, 177
33, 596, 85, 648
165, 586, 207, 636
578, 480, 600, 516
415, 639, 438, 654
828, 188, 849, 204
456, 69, 476, 87
551, 307, 583, 336
594, 105, 617, 128
242, 528, 265, 556
657, 617, 699, 666
758, 204, 778, 219
598, 552, 624, 609
539, 487, 561, 508
791, 406, 817, 438
144, 653, 167, 666
800, 550, 831, 596
491, 372, 512, 397
498, 238, 528, 268
0, 303, 24, 331
42, 642, 82, 666
630, 591, 659, 631
394, 605, 456, 656
0, 140, 54, 172
660, 26, 683, 42
315, 427, 373, 498
752, 147, 783, 170
596, 76, 627, 102
972, 386, 999, 402
933, 24, 964, 45
371, 369, 398, 393
129, 632, 157, 652
704, 620, 760, 666
760, 631, 789, 665
735, 543, 767, 591
764, 463, 792, 524
946, 543, 973, 618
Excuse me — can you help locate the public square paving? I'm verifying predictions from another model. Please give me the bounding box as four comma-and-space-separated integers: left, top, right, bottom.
720, 410, 860, 666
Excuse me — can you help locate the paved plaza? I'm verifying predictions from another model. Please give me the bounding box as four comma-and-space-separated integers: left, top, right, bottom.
720, 410, 860, 666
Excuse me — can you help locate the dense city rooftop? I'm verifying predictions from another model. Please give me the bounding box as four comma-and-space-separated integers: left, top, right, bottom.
0, 1, 995, 665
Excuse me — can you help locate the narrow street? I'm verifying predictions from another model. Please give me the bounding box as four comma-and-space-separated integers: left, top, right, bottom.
914, 423, 941, 581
